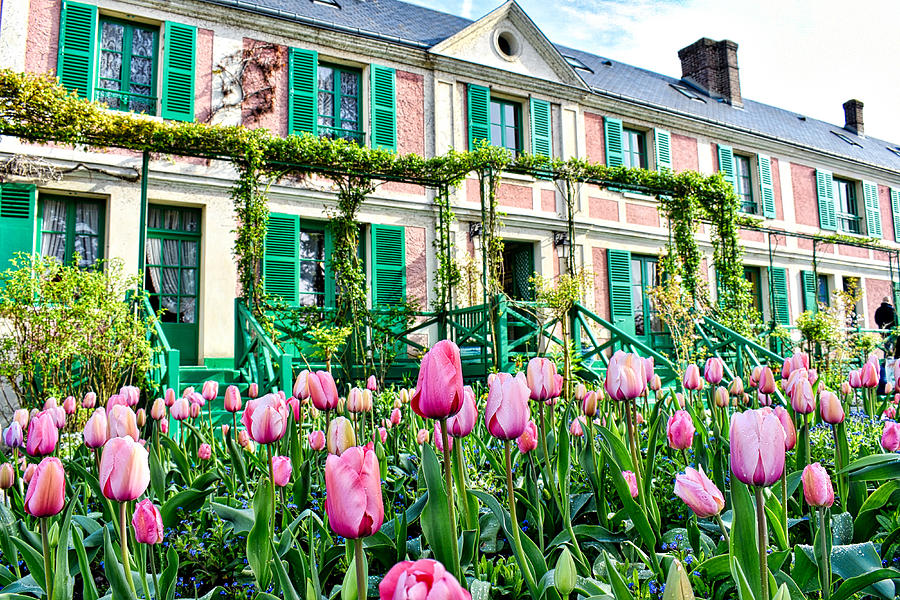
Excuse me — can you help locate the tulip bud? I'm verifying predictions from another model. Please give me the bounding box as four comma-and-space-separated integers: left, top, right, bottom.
82, 392, 97, 409
885, 406, 897, 420
160, 420, 168, 434
272, 456, 292, 487
136, 408, 147, 428
293, 370, 310, 400
248, 382, 258, 399
447, 386, 478, 438
0, 463, 14, 489
399, 388, 410, 405
23, 463, 35, 484
308, 430, 325, 451
667, 410, 695, 450
378, 559, 468, 600
100, 436, 150, 501
582, 390, 599, 417
27, 411, 59, 457
13, 409, 29, 430
704, 357, 724, 385
730, 408, 786, 486
327, 416, 356, 455
132, 499, 164, 545
164, 388, 176, 407
3, 422, 23, 449
83, 409, 108, 449
288, 397, 300, 422
649, 374, 662, 392
516, 421, 538, 453
201, 380, 219, 402
674, 466, 725, 518
729, 377, 744, 397
623, 470, 638, 498
198, 444, 211, 460
366, 375, 377, 392
882, 421, 900, 452
237, 430, 250, 448
393, 398, 402, 410
221, 424, 230, 437
773, 406, 796, 451
574, 382, 587, 402
802, 462, 835, 507
189, 403, 201, 419
819, 391, 844, 424
605, 351, 647, 400
120, 386, 140, 407
555, 548, 577, 597
416, 428, 429, 445
390, 408, 401, 425
714, 386, 728, 408
63, 396, 76, 415
683, 364, 703, 391
485, 372, 531, 440
840, 381, 852, 396
433, 422, 451, 452
224, 385, 242, 413
412, 341, 465, 419
24, 457, 65, 517
569, 417, 583, 437
325, 444, 384, 539
346, 388, 364, 413
108, 405, 139, 441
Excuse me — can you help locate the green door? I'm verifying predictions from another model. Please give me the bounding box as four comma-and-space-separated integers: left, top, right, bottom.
631, 255, 670, 351
502, 241, 535, 301
144, 205, 201, 365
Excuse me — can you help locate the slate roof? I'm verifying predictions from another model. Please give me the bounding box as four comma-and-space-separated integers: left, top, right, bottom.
205, 0, 900, 173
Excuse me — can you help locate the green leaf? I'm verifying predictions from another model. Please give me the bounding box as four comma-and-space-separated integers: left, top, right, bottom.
729, 555, 758, 600
602, 552, 634, 600
158, 547, 179, 600
854, 480, 900, 541
10, 538, 44, 593
149, 444, 166, 502
270, 540, 302, 600
293, 459, 311, 510
52, 501, 76, 600
831, 568, 900, 600
419, 443, 459, 580
771, 583, 790, 600
729, 480, 760, 593
247, 475, 273, 591
662, 558, 694, 600
72, 526, 99, 600
829, 542, 897, 599
102, 528, 135, 600
226, 431, 249, 491
160, 485, 218, 528
159, 435, 191, 485
210, 501, 254, 534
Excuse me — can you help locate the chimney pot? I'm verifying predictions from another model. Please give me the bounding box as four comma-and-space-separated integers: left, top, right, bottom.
843, 99, 864, 137
678, 38, 742, 107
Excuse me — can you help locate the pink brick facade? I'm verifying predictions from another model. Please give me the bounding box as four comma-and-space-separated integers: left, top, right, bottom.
26, 0, 59, 75
625, 202, 659, 227
671, 133, 699, 172
584, 112, 605, 164
791, 164, 818, 227
541, 189, 556, 213
406, 227, 428, 308
866, 278, 893, 328
241, 39, 289, 137
592, 247, 610, 319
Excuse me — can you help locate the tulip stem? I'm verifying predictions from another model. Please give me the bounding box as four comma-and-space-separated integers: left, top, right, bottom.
150, 545, 160, 600
714, 513, 731, 547
504, 441, 537, 593
354, 537, 366, 600
754, 486, 769, 600
818, 507, 831, 600
40, 518, 53, 599
781, 471, 789, 545
267, 444, 277, 536
120, 501, 137, 595
440, 418, 461, 581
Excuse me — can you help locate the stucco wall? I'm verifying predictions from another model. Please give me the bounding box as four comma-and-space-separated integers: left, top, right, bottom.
26, 0, 59, 75
879, 184, 895, 243
406, 226, 428, 308
241, 38, 288, 137
791, 163, 818, 227
584, 112, 605, 164
866, 278, 893, 329
672, 133, 698, 172
541, 189, 556, 213
592, 247, 609, 320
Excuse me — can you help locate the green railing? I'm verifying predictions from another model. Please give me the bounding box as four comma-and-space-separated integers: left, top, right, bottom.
137, 294, 180, 398
234, 300, 293, 394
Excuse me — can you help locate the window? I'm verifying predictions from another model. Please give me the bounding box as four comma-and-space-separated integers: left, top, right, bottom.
817, 274, 830, 307
834, 178, 860, 234
97, 18, 158, 114
622, 128, 647, 169
145, 205, 200, 324
563, 55, 593, 73
298, 224, 329, 307
490, 99, 521, 155
631, 255, 661, 337
317, 63, 363, 143
734, 154, 755, 214
39, 196, 105, 268
743, 266, 763, 313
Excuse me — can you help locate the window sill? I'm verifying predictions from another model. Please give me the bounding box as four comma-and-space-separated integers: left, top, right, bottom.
97, 105, 163, 123
622, 191, 655, 201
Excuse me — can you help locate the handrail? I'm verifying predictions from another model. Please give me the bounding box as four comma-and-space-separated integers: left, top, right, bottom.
140, 295, 174, 352
700, 317, 785, 365
237, 302, 285, 359
135, 293, 180, 396
235, 300, 292, 393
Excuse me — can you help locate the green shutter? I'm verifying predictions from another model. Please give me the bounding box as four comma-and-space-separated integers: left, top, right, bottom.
816, 169, 836, 231
371, 224, 406, 306
467, 84, 490, 150
891, 188, 900, 241
717, 144, 736, 192
758, 154, 776, 218
288, 48, 317, 136
769, 267, 790, 325
56, 1, 97, 99
800, 270, 817, 313
0, 184, 38, 270
604, 117, 624, 168
529, 98, 552, 158
862, 181, 882, 239
607, 249, 634, 335
370, 64, 396, 151
263, 213, 299, 306
654, 128, 672, 172
161, 22, 196, 122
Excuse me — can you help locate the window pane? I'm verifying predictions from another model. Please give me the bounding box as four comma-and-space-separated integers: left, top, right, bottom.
42, 198, 67, 232
182, 211, 199, 233
505, 125, 517, 149
490, 124, 502, 145
99, 52, 123, 83
41, 233, 66, 262
180, 297, 196, 323
504, 103, 515, 124
340, 96, 358, 126
632, 260, 644, 336
299, 261, 325, 295
131, 28, 154, 57
148, 207, 163, 229
161, 239, 179, 266
318, 66, 334, 91
181, 268, 197, 294
490, 102, 501, 125
299, 231, 324, 260
318, 93, 334, 120
74, 235, 99, 267
101, 22, 124, 51
340, 71, 358, 97
146, 267, 162, 292
146, 239, 162, 266
161, 268, 179, 294
75, 202, 99, 235
182, 240, 198, 266
130, 57, 153, 87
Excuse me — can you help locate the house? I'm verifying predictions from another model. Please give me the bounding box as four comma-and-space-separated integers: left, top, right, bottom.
1, 0, 898, 368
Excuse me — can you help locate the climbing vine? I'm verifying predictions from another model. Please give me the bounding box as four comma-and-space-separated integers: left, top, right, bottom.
432, 187, 461, 311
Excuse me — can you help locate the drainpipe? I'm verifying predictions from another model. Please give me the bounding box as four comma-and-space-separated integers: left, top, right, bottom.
137, 151, 150, 284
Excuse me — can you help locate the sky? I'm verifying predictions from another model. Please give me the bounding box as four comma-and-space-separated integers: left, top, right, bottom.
406, 0, 900, 144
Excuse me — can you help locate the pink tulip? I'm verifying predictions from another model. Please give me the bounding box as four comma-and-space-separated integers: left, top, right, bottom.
136, 408, 147, 428
325, 443, 384, 539
517, 421, 538, 453
164, 388, 176, 407
82, 392, 97, 409
224, 386, 242, 413
781, 352, 810, 380
23, 463, 35, 483
729, 408, 785, 486
201, 381, 219, 402
757, 367, 776, 395
290, 370, 309, 400
150, 398, 166, 421
221, 424, 230, 437
63, 396, 76, 415
569, 417, 584, 437
729, 377, 744, 397
802, 462, 834, 507
412, 340, 465, 420
840, 381, 852, 396
819, 391, 844, 424
326, 417, 356, 455
51, 406, 65, 429
416, 428, 429, 444
26, 411, 58, 457
649, 374, 662, 392
391, 408, 402, 426
749, 365, 762, 388
667, 410, 695, 450
287, 397, 301, 422
675, 392, 685, 408
644, 357, 655, 383
198, 444, 211, 460
13, 409, 29, 430
248, 383, 259, 399
377, 427, 388, 444
884, 406, 897, 420
83, 408, 108, 449
367, 375, 378, 392
526, 357, 562, 401
308, 371, 339, 412
106, 394, 127, 415
582, 390, 599, 417
789, 377, 815, 415
860, 361, 879, 388
189, 403, 201, 419
773, 406, 796, 450
120, 386, 140, 407
159, 420, 168, 434
3, 422, 22, 449
272, 456, 292, 487
0, 463, 14, 489
108, 405, 139, 441
674, 467, 725, 518
714, 386, 728, 408
447, 386, 477, 438
574, 382, 587, 402
485, 372, 530, 440
623, 470, 638, 498
882, 422, 900, 452
683, 364, 703, 391
704, 357, 724, 385
379, 559, 471, 600
24, 457, 65, 517
605, 351, 647, 400
308, 430, 326, 451
241, 393, 289, 445
189, 392, 205, 408
346, 388, 365, 413
433, 422, 452, 452
132, 499, 164, 544
848, 370, 861, 389
99, 436, 150, 501
758, 391, 772, 407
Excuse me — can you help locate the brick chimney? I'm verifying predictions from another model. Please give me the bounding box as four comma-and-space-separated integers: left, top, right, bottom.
843, 99, 864, 136
677, 38, 742, 108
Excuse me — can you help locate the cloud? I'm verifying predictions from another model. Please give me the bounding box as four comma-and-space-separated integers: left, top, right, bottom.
460, 0, 474, 18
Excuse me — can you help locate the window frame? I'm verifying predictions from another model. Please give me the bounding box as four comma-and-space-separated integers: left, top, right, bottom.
38, 194, 106, 269
743, 265, 763, 314
630, 254, 661, 337
96, 16, 160, 115
833, 177, 861, 234
316, 62, 364, 144
622, 127, 648, 169
489, 97, 523, 155
297, 220, 335, 308
816, 273, 830, 307
733, 153, 756, 214
145, 204, 201, 325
